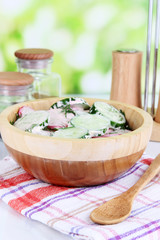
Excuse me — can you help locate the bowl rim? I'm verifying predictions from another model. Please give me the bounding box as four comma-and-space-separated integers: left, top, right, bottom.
0, 97, 153, 161
0, 97, 153, 142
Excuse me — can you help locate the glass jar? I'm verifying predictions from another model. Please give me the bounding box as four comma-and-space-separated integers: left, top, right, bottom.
0, 72, 34, 112
15, 48, 61, 99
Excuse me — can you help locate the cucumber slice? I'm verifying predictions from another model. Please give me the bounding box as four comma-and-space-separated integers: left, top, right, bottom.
51, 97, 90, 110
90, 102, 126, 128
14, 110, 49, 131
71, 114, 110, 132
53, 127, 88, 139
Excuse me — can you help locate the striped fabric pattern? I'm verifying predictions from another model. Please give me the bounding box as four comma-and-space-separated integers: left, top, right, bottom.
0, 154, 160, 240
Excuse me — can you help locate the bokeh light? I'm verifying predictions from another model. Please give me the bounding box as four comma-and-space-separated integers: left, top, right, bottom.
0, 0, 158, 97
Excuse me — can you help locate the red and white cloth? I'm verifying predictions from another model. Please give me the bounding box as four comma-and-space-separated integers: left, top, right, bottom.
0, 153, 160, 240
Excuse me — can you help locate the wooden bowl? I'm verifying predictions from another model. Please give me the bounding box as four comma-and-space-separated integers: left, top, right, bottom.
0, 97, 153, 187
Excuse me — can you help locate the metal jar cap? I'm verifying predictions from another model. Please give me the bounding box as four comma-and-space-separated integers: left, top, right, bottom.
0, 72, 34, 86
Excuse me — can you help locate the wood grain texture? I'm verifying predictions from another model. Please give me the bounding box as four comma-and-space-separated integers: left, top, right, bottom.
150, 120, 160, 142
0, 72, 34, 86
151, 92, 160, 141
155, 92, 160, 123
15, 48, 53, 60
0, 97, 153, 186
6, 144, 144, 187
111, 51, 142, 108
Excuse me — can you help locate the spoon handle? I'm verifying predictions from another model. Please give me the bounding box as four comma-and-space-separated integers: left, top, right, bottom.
125, 154, 160, 200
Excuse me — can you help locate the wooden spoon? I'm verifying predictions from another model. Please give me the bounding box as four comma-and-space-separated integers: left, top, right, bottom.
90, 154, 160, 225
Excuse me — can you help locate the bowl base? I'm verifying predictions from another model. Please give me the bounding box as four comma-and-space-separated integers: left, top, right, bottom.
5, 144, 144, 187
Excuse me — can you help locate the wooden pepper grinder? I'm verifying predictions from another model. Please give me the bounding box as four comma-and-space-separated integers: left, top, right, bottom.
110, 49, 142, 108
155, 93, 160, 122
151, 92, 160, 141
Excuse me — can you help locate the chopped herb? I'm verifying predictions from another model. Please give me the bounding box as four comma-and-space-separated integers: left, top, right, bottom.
62, 105, 76, 117
10, 120, 15, 125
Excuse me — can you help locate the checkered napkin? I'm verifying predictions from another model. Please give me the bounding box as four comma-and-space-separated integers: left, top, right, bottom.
0, 154, 160, 240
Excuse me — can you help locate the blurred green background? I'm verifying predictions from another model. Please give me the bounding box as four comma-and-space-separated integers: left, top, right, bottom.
0, 0, 158, 97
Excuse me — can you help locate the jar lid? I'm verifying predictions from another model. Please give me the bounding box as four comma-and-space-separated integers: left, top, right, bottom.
14, 48, 54, 60
116, 48, 139, 53
0, 72, 34, 86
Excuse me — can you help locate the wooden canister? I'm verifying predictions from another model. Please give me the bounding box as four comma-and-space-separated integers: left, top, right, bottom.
110, 49, 142, 108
